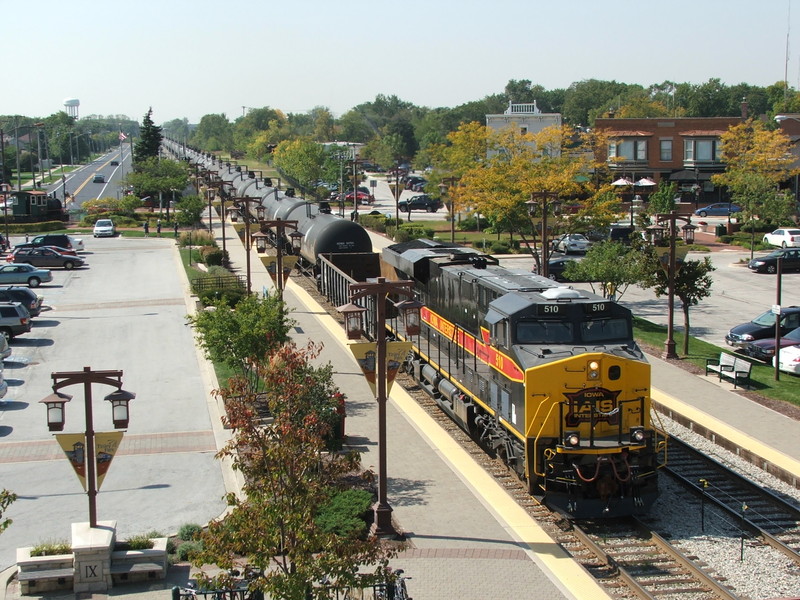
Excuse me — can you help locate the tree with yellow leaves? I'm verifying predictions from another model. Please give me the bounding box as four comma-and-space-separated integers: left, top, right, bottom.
429, 122, 618, 272
712, 119, 799, 256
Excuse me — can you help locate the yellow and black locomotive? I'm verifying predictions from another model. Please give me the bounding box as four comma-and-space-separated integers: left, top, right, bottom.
382, 239, 666, 518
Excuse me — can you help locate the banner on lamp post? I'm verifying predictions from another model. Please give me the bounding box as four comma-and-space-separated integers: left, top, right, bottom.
347, 341, 412, 396
55, 431, 123, 491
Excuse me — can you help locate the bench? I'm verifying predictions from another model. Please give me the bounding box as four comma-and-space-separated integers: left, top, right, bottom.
705, 353, 753, 389
16, 566, 74, 594
109, 542, 167, 584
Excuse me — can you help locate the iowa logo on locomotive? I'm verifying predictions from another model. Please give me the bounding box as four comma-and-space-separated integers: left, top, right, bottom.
563, 387, 622, 427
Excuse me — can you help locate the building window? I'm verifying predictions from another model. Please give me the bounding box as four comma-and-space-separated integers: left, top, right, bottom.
660, 140, 672, 161
684, 138, 721, 163
608, 139, 647, 161
520, 126, 528, 135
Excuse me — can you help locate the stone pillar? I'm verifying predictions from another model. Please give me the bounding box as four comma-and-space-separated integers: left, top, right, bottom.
71, 520, 116, 593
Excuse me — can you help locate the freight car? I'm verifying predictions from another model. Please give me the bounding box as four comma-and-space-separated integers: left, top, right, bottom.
320, 239, 666, 519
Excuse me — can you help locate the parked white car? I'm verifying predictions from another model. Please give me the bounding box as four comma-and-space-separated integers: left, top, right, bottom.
0, 335, 10, 361
775, 344, 800, 375
68, 235, 85, 252
93, 219, 116, 238
762, 228, 800, 248
552, 233, 591, 254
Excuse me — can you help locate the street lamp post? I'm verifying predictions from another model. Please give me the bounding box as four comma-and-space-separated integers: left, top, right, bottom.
231, 196, 263, 294
526, 192, 561, 279
387, 168, 403, 236
338, 278, 419, 537
652, 211, 696, 360
39, 367, 135, 528
438, 177, 459, 243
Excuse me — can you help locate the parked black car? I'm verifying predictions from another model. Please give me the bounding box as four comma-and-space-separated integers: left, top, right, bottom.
0, 286, 42, 317
14, 234, 74, 251
398, 194, 442, 213
542, 257, 581, 281
725, 306, 800, 348
744, 326, 800, 362
748, 248, 800, 273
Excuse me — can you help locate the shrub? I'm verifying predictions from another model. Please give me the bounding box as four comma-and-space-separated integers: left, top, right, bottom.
176, 540, 203, 561
125, 534, 155, 550
201, 247, 227, 266
30, 540, 71, 556
198, 288, 247, 307
490, 241, 510, 254
187, 230, 217, 247
178, 523, 203, 541
315, 489, 373, 538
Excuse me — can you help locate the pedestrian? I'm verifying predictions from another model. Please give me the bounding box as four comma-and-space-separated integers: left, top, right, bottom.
156, 219, 162, 237
143, 221, 149, 237
174, 222, 179, 239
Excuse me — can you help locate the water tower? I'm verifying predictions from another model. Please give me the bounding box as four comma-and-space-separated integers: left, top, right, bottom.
63, 98, 80, 119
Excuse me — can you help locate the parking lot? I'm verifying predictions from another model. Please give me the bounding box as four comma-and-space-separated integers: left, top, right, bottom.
0, 235, 227, 572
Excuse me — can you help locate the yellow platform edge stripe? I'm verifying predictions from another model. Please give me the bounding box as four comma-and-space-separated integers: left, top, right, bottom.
653, 387, 800, 480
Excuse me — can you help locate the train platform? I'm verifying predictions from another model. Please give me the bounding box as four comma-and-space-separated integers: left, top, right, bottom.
5, 214, 799, 600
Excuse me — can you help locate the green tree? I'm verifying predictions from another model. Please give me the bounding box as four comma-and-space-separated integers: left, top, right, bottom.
133, 108, 162, 163
565, 241, 645, 300
124, 157, 190, 215
187, 293, 293, 395
712, 119, 799, 255
646, 180, 678, 215
192, 114, 233, 152
637, 253, 716, 356
175, 195, 206, 228
194, 343, 395, 600
272, 139, 326, 196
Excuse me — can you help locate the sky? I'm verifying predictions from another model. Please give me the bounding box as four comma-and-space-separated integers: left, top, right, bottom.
3, 0, 799, 125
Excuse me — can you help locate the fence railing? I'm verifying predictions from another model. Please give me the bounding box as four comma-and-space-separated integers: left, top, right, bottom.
191, 275, 247, 295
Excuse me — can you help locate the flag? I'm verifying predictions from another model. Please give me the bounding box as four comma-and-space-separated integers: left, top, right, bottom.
118, 132, 127, 141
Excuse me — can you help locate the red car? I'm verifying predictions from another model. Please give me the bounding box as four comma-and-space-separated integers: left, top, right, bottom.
345, 191, 374, 205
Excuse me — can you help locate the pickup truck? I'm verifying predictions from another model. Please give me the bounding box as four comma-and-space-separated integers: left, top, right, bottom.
398, 194, 442, 213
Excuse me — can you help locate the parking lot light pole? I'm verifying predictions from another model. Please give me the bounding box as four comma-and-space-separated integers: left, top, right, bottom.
526, 192, 560, 279
40, 367, 135, 528
438, 177, 460, 243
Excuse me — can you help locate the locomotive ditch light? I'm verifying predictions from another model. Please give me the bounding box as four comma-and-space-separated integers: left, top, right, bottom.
337, 302, 366, 340
629, 426, 646, 444
564, 431, 580, 448
588, 360, 600, 380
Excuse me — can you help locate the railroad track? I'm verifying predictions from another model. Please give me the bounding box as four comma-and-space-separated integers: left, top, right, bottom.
292, 272, 783, 599
665, 436, 800, 564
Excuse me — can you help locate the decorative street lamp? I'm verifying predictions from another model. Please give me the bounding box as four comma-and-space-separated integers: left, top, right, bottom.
40, 367, 135, 528
337, 278, 419, 536
653, 211, 696, 360
525, 192, 561, 279
231, 196, 263, 294
258, 217, 300, 299
387, 167, 403, 236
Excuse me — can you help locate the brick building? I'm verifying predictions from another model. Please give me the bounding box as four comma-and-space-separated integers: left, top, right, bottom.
594, 114, 744, 204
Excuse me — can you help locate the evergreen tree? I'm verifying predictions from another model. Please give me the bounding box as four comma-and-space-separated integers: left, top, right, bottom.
133, 107, 162, 163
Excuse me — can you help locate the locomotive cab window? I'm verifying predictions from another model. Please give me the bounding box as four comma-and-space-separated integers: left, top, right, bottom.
516, 320, 573, 344
580, 318, 629, 343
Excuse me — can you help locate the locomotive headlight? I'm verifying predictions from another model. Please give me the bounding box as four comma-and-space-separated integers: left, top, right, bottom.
588, 360, 600, 380
564, 431, 580, 448
630, 426, 646, 444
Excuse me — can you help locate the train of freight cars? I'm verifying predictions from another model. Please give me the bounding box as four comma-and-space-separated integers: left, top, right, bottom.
185, 148, 667, 518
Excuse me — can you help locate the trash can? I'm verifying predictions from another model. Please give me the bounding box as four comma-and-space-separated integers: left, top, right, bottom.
715, 224, 726, 238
